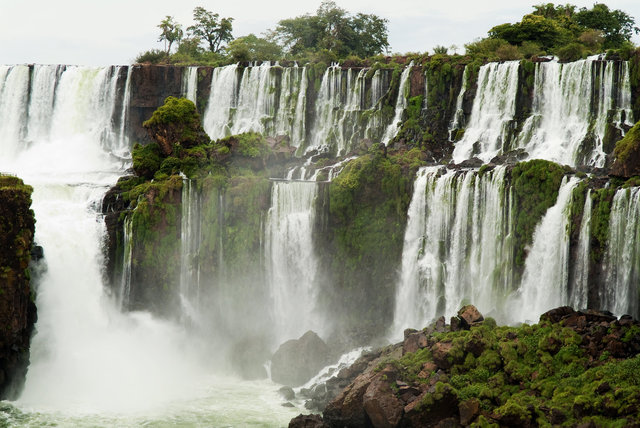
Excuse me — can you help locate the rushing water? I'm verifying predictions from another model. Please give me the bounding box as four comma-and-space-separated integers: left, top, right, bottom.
0, 65, 300, 425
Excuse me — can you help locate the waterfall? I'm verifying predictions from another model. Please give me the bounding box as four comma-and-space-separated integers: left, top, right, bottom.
182, 66, 198, 103
265, 181, 322, 344
119, 215, 133, 309
202, 63, 307, 146
452, 61, 520, 162
516, 57, 632, 167
570, 189, 592, 310
116, 66, 132, 156
391, 166, 514, 337
306, 65, 393, 155
381, 63, 412, 144
0, 65, 30, 157
602, 187, 640, 317
448, 65, 469, 141
179, 177, 202, 318
514, 177, 581, 322
0, 64, 210, 413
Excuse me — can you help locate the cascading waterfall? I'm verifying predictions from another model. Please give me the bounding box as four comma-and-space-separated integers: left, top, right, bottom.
306, 65, 393, 155
116, 66, 132, 157
452, 61, 520, 163
602, 187, 640, 318
391, 166, 515, 337
381, 63, 412, 144
182, 66, 198, 103
516, 57, 633, 167
119, 214, 133, 309
513, 177, 581, 322
179, 177, 202, 319
0, 65, 298, 425
0, 65, 30, 157
265, 180, 323, 344
570, 189, 592, 310
202, 63, 307, 147
448, 65, 469, 141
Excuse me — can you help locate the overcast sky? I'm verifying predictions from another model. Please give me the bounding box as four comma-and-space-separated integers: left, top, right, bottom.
2, 0, 640, 66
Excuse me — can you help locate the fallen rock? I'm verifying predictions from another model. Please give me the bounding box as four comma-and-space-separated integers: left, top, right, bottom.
459, 398, 480, 425
288, 414, 328, 428
362, 366, 404, 428
271, 331, 332, 387
457, 305, 483, 328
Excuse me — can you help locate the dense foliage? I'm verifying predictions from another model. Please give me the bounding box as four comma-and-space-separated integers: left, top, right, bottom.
468, 2, 639, 61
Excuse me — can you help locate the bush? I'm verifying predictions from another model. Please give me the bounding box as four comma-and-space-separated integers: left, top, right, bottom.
134, 49, 167, 64
557, 43, 587, 62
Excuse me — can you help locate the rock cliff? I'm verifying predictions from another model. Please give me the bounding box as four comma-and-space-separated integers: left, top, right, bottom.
0, 175, 37, 399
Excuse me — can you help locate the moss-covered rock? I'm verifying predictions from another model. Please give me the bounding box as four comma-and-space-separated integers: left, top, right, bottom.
0, 175, 37, 399
304, 306, 640, 427
611, 120, 640, 178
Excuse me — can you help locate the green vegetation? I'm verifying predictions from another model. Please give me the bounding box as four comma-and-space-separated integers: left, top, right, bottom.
510, 160, 568, 266
613, 119, 640, 164
390, 316, 640, 426
467, 3, 639, 61
326, 145, 423, 332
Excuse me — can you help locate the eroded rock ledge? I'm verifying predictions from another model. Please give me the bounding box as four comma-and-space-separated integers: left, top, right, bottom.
0, 175, 37, 399
290, 305, 640, 428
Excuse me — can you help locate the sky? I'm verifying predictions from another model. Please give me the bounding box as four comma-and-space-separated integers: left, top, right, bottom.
2, 0, 640, 66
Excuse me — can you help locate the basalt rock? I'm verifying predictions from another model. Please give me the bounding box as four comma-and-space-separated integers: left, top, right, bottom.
0, 175, 37, 399
271, 331, 332, 387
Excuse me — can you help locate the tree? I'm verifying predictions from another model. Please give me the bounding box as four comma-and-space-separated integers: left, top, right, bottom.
574, 3, 639, 49
269, 0, 389, 59
158, 16, 183, 54
226, 34, 283, 62
187, 7, 234, 53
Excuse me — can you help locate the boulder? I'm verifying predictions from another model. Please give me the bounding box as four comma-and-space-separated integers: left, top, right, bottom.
403, 330, 427, 355
457, 305, 483, 329
459, 398, 480, 425
288, 414, 328, 428
362, 366, 404, 428
431, 342, 455, 369
323, 369, 378, 427
271, 331, 332, 387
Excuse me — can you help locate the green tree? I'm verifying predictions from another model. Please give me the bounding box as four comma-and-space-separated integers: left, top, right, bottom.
226, 34, 283, 62
187, 7, 234, 53
269, 0, 389, 59
573, 3, 639, 49
158, 16, 183, 54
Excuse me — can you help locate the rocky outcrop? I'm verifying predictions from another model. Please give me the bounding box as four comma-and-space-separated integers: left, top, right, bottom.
291, 305, 640, 427
271, 331, 332, 387
610, 120, 640, 178
0, 175, 37, 399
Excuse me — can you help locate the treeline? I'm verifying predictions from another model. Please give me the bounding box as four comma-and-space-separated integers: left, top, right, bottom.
135, 1, 640, 66
135, 0, 389, 66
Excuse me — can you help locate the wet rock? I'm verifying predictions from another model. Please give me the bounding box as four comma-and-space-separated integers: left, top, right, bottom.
288, 414, 328, 428
271, 331, 332, 387
457, 305, 483, 328
362, 366, 404, 428
279, 386, 295, 401
431, 342, 455, 369
403, 330, 427, 355
459, 398, 480, 425
540, 306, 576, 324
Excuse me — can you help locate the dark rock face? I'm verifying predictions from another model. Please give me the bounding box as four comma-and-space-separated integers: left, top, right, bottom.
289, 414, 328, 428
0, 176, 37, 399
128, 65, 187, 144
294, 305, 640, 427
271, 331, 332, 387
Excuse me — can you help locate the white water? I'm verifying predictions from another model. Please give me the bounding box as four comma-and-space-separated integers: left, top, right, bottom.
181, 66, 198, 103
448, 65, 469, 141
570, 189, 592, 310
265, 181, 323, 345
452, 61, 520, 162
179, 178, 202, 317
516, 57, 633, 167
119, 215, 133, 309
0, 65, 299, 424
306, 65, 393, 155
391, 166, 514, 337
513, 177, 581, 323
381, 63, 413, 144
202, 63, 308, 148
602, 187, 640, 317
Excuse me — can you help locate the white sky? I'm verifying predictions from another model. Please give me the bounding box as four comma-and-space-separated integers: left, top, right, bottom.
2, 0, 640, 66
